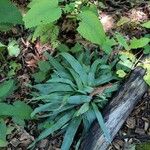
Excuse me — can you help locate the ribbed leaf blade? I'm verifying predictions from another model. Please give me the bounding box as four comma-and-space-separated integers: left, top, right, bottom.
33, 83, 73, 94
75, 103, 89, 116
68, 95, 91, 104
47, 78, 76, 89
29, 110, 75, 148
92, 103, 111, 141
45, 52, 72, 80
61, 117, 82, 150
61, 52, 88, 85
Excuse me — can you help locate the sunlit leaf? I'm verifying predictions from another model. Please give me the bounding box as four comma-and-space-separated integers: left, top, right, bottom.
77, 10, 106, 46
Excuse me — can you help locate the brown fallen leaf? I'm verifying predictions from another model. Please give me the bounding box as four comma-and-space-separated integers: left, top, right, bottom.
90, 83, 113, 97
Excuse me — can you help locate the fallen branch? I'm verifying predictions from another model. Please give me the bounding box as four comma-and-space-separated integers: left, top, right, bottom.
81, 67, 148, 150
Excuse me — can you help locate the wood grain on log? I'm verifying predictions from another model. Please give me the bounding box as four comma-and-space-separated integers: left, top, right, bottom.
81, 67, 148, 150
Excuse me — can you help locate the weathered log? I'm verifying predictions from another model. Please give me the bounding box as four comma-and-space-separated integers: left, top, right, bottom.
81, 67, 148, 150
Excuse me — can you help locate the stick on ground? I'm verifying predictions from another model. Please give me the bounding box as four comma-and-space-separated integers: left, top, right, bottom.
81, 67, 148, 150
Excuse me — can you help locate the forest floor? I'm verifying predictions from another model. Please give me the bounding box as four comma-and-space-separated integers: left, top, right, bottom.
1, 0, 150, 150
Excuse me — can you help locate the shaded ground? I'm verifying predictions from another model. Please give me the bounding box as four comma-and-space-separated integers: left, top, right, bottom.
110, 92, 150, 150
1, 0, 150, 150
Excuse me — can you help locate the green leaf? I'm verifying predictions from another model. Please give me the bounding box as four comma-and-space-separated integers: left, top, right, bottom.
67, 68, 83, 90
143, 44, 150, 54
102, 37, 117, 54
63, 2, 75, 13
32, 71, 46, 83
0, 79, 15, 101
44, 105, 76, 118
23, 0, 62, 28
61, 52, 88, 85
0, 139, 8, 147
141, 20, 150, 29
31, 103, 56, 117
83, 108, 96, 131
31, 93, 63, 102
38, 61, 51, 73
7, 40, 21, 57
0, 23, 13, 32
115, 32, 130, 50
0, 103, 14, 116
44, 52, 72, 80
118, 52, 136, 70
88, 59, 102, 85
29, 110, 74, 148
116, 70, 127, 78
47, 78, 76, 89
0, 120, 7, 142
92, 103, 111, 141
0, 101, 32, 120
67, 95, 91, 104
94, 73, 114, 86
57, 44, 70, 52
61, 117, 82, 150
0, 0, 22, 26
71, 43, 83, 53
136, 142, 150, 150
130, 38, 150, 49
34, 83, 73, 95
77, 10, 106, 46
12, 101, 33, 120
12, 117, 25, 126
75, 103, 89, 116
32, 23, 59, 48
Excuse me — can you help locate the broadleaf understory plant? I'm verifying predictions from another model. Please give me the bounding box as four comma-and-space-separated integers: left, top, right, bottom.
0, 79, 33, 147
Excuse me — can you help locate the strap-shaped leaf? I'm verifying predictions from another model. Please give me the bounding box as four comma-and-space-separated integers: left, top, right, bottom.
67, 95, 91, 104
45, 105, 76, 118
31, 93, 63, 102
33, 83, 74, 94
67, 68, 84, 90
45, 52, 72, 80
47, 78, 76, 89
61, 117, 82, 150
92, 103, 111, 141
29, 110, 75, 148
23, 0, 62, 28
61, 52, 88, 85
83, 108, 96, 131
88, 59, 102, 86
94, 73, 114, 86
31, 103, 59, 117
77, 10, 106, 46
75, 103, 89, 116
